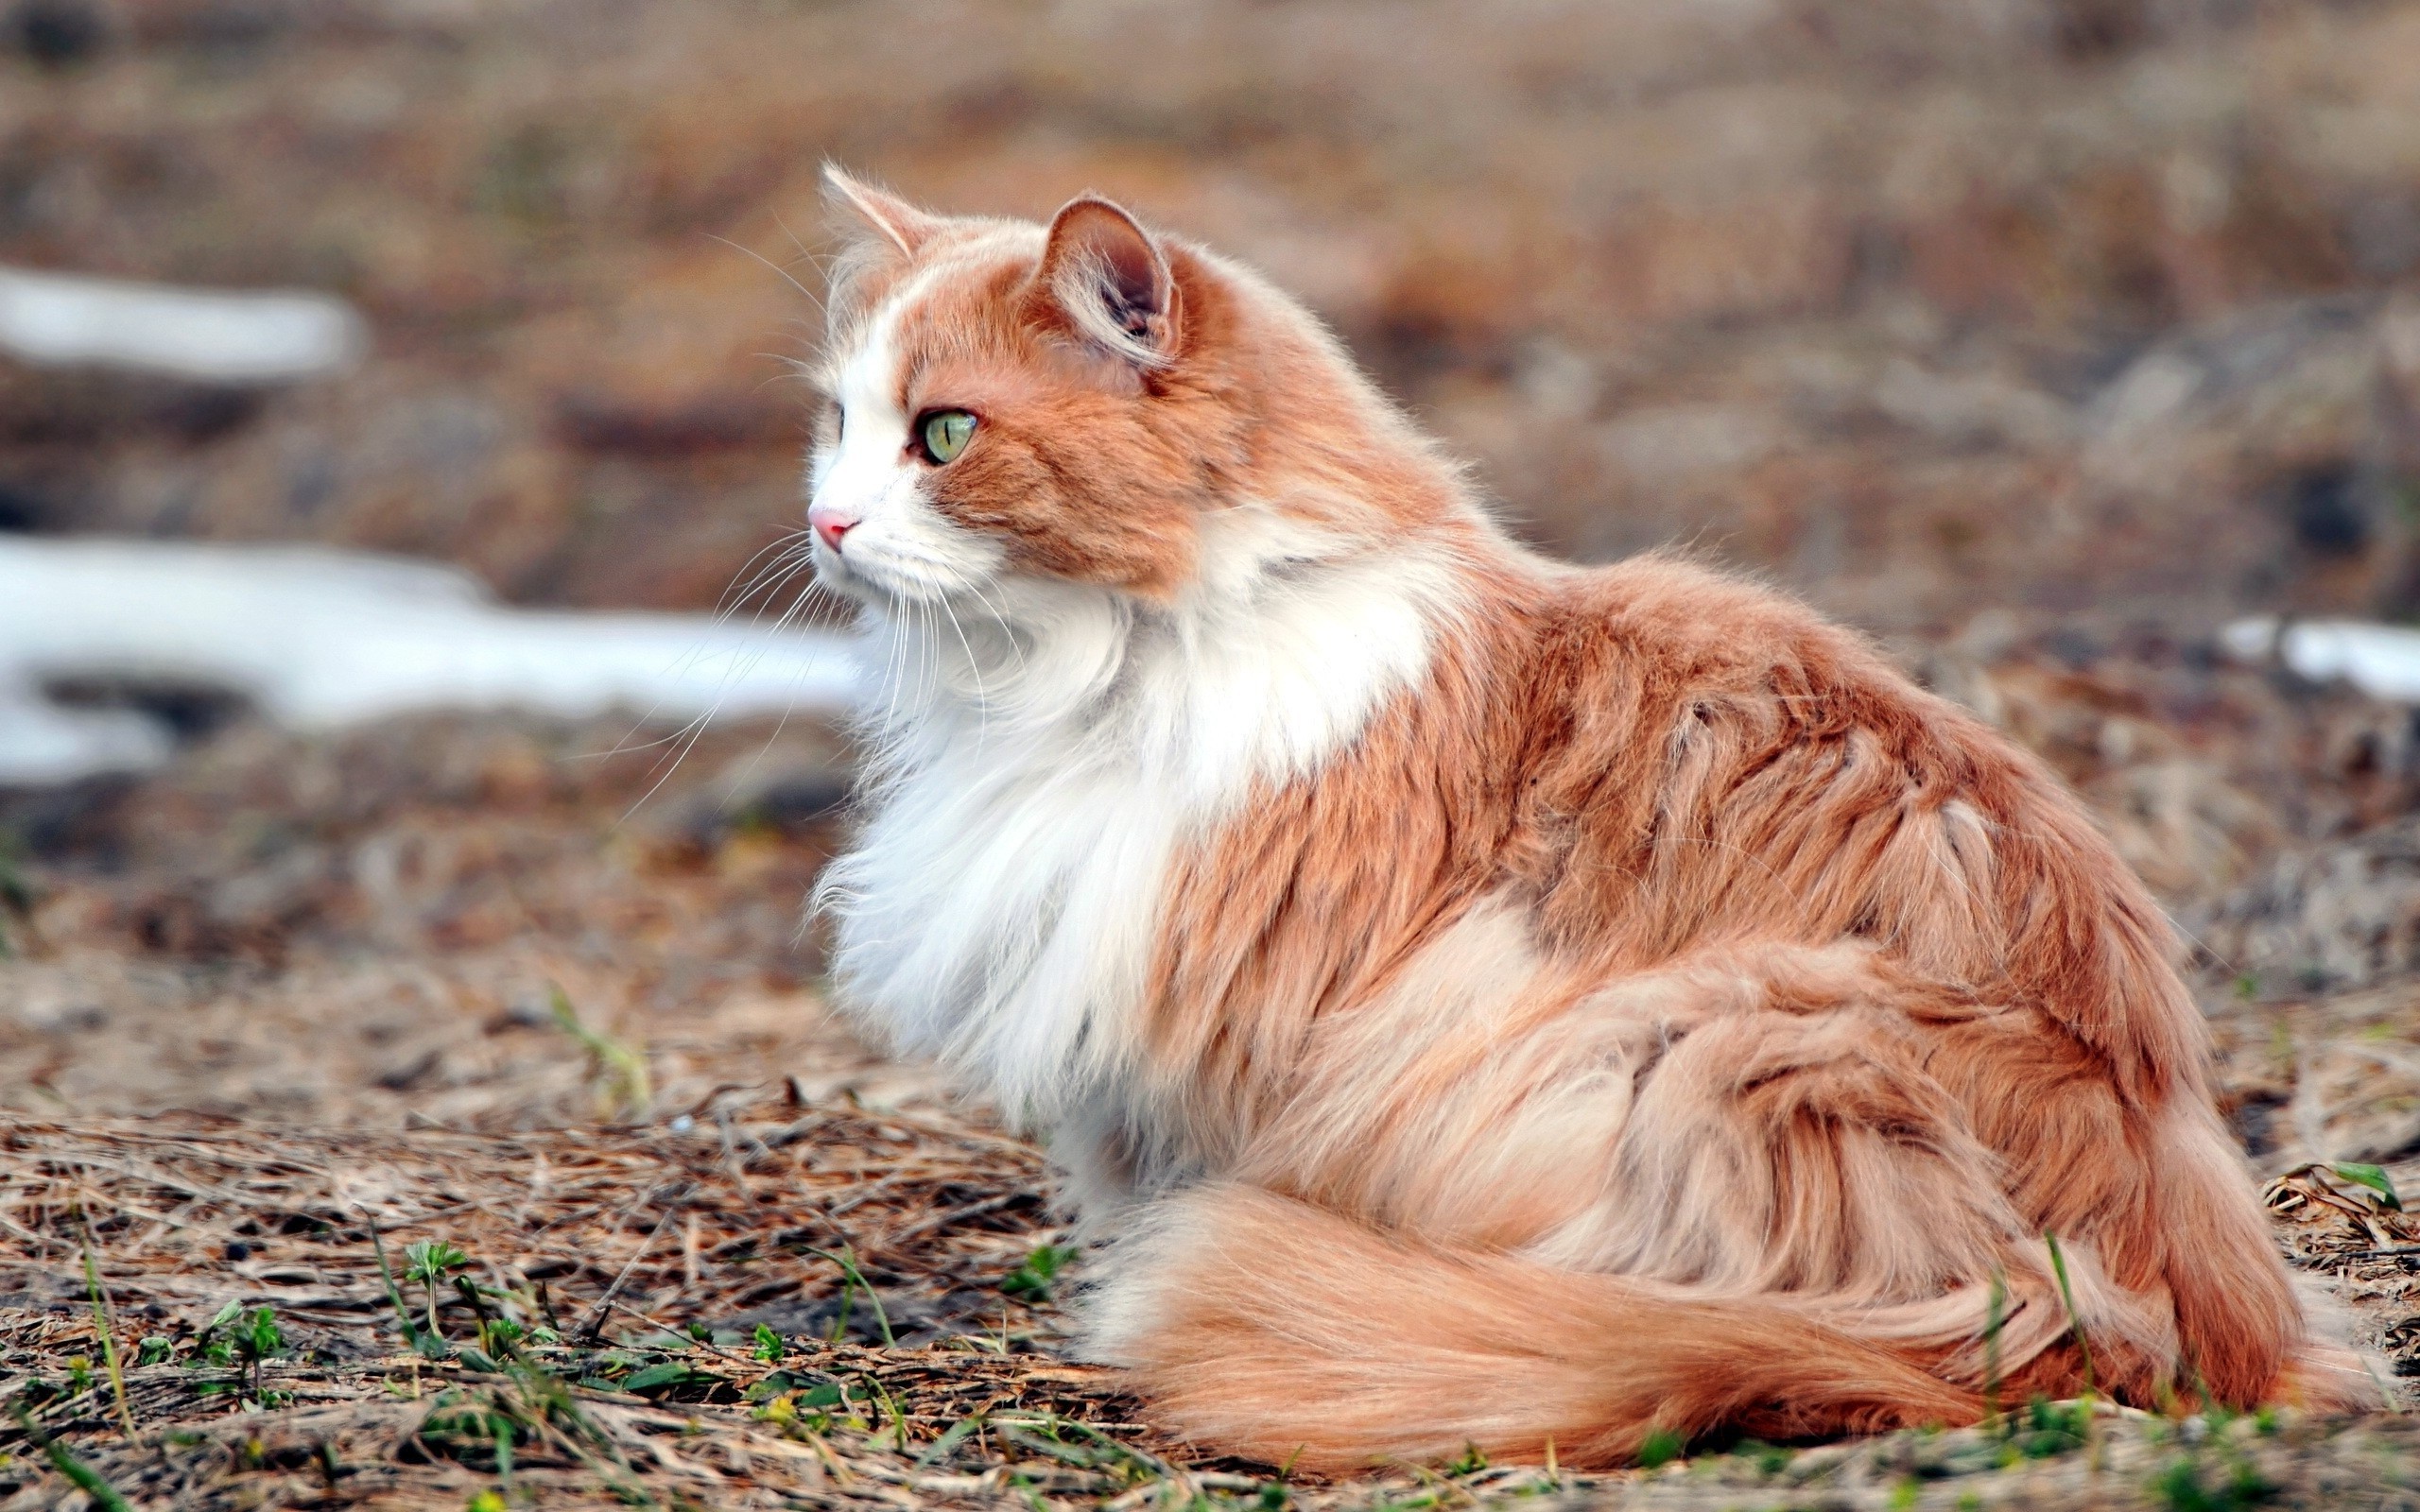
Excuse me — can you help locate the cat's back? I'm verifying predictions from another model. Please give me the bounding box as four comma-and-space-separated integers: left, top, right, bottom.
1512, 551, 2002, 799
1500, 550, 2198, 1085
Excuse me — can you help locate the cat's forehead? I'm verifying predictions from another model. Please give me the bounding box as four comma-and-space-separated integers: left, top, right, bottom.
824, 222, 1047, 395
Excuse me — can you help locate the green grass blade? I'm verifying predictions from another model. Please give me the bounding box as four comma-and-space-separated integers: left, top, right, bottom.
1982, 1268, 2006, 1435
78, 1228, 135, 1438
14, 1405, 133, 1512
2044, 1232, 2098, 1399
2332, 1162, 2402, 1211
810, 1247, 894, 1347
365, 1214, 444, 1358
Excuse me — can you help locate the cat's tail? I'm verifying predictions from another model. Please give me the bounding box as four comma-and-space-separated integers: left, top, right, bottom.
1082, 1182, 1985, 1472
2149, 1099, 2376, 1411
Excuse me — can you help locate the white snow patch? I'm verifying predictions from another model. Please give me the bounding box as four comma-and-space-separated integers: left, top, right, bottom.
0, 537, 856, 785
2223, 616, 2420, 703
0, 692, 174, 788
0, 265, 367, 384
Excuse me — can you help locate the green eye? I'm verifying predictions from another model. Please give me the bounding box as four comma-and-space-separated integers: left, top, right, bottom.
921, 410, 976, 463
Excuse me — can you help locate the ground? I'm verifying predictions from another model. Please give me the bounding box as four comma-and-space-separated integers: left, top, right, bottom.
7, 634, 2420, 1508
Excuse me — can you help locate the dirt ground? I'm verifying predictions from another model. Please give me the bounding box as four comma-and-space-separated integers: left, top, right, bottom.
9, 0, 2420, 1506
0, 635, 2419, 1507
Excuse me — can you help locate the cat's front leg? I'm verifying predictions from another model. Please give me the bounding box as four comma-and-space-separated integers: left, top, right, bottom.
1044, 1099, 1154, 1236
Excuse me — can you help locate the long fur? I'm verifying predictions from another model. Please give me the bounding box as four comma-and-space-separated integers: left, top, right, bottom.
801, 167, 2376, 1472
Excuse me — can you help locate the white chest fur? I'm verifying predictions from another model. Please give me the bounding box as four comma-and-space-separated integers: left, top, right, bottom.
817, 537, 1461, 1127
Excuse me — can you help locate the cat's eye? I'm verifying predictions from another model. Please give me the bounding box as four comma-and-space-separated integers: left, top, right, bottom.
920, 410, 977, 464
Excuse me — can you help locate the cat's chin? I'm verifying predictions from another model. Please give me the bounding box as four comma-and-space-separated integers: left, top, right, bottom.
810, 551, 972, 611
807, 558, 892, 608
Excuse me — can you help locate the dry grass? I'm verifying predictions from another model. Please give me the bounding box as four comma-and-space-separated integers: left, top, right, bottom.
0, 1089, 1151, 1510
0, 1090, 2413, 1509
3, 635, 2420, 1508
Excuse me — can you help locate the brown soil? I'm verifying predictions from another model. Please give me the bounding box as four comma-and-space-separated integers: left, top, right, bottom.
0, 640, 2414, 1507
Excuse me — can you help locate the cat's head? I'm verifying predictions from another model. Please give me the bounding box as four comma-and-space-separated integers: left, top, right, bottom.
804, 169, 1451, 612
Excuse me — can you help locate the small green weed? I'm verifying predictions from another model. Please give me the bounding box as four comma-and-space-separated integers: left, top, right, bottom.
0, 829, 31, 959
2013, 1396, 2092, 1460
406, 1240, 470, 1340
813, 1246, 894, 1346
1635, 1429, 1685, 1469
1000, 1244, 1079, 1304
12, 1404, 132, 1512
915, 1411, 989, 1469
422, 1392, 527, 1466
2152, 1452, 2274, 1512
990, 1413, 1187, 1494
751, 1383, 873, 1439
190, 1300, 289, 1400
549, 988, 651, 1120
2044, 1232, 2098, 1398
410, 1297, 658, 1506
368, 1219, 448, 1360
1981, 1268, 2007, 1432
2331, 1162, 2402, 1211
479, 1315, 525, 1360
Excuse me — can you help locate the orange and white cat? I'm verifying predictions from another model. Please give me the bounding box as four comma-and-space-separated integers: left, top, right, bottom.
803, 168, 2372, 1469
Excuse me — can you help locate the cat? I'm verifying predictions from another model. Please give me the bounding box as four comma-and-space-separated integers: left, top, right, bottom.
802, 167, 2376, 1470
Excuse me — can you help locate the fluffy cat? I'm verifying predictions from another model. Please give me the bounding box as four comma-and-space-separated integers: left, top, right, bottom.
802, 167, 2373, 1469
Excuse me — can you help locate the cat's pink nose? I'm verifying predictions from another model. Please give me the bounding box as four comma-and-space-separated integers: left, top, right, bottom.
810, 505, 856, 551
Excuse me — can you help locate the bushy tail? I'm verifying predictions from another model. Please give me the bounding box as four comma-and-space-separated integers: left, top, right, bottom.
2153, 1103, 2384, 1413
1082, 1183, 1983, 1472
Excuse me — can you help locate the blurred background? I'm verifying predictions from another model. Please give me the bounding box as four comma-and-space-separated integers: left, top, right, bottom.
6, 0, 2419, 623
6, 0, 2420, 1162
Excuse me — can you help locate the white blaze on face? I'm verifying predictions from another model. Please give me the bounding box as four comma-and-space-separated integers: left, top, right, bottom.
808, 284, 1004, 604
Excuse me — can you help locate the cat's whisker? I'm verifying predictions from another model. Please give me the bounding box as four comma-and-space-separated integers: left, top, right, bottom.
962, 581, 1029, 678
613, 700, 723, 826
707, 232, 824, 318
719, 540, 819, 630
715, 577, 838, 814
716, 528, 808, 613
937, 592, 989, 718
601, 537, 843, 819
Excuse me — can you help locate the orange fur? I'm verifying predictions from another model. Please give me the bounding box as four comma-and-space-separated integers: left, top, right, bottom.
806, 171, 2376, 1474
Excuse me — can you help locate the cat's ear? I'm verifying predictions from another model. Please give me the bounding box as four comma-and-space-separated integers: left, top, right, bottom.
821, 164, 943, 258
1030, 195, 1180, 368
